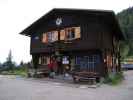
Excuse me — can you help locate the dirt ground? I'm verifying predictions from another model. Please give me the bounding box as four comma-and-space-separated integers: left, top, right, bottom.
0, 71, 133, 100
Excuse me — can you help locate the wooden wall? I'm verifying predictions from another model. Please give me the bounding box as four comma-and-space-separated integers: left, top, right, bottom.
30, 14, 114, 54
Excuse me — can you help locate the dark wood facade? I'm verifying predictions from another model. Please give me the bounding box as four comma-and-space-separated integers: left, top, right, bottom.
20, 8, 124, 78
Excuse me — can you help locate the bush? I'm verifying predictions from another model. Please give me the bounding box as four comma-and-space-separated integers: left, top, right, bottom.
0, 67, 28, 77
104, 72, 124, 85
13, 67, 28, 77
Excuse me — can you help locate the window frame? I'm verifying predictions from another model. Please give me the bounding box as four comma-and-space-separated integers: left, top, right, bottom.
75, 55, 100, 70
65, 28, 75, 40
39, 56, 48, 65
42, 26, 81, 43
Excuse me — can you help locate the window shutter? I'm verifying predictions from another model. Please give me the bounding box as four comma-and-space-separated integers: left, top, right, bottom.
75, 27, 81, 39
53, 31, 58, 41
47, 57, 50, 64
42, 33, 47, 43
60, 30, 66, 40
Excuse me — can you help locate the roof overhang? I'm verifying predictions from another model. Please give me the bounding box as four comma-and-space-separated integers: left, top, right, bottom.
19, 8, 125, 40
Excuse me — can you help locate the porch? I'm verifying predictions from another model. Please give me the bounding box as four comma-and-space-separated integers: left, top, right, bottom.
30, 50, 103, 83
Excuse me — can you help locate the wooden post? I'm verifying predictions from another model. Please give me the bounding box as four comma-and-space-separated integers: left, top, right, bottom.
118, 52, 121, 72
32, 54, 39, 77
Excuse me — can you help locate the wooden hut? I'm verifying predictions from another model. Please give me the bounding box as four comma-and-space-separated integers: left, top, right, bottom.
20, 8, 124, 81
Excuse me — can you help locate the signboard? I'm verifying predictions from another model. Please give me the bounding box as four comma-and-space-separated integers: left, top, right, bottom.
62, 56, 69, 64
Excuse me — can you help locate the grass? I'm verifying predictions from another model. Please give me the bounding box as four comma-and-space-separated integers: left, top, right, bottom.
103, 72, 124, 85
0, 67, 28, 77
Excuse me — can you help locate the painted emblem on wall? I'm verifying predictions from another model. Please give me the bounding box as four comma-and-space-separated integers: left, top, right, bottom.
56, 18, 62, 26
34, 36, 39, 40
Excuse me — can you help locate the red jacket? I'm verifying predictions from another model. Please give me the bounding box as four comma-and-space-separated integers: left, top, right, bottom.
48, 62, 54, 69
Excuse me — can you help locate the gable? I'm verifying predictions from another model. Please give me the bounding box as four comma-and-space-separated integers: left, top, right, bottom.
19, 8, 124, 40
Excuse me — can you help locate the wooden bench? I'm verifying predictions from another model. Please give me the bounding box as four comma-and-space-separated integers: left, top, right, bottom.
28, 68, 49, 78
72, 71, 100, 84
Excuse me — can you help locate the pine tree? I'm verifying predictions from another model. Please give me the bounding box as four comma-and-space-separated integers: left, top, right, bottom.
20, 60, 24, 66
6, 50, 14, 71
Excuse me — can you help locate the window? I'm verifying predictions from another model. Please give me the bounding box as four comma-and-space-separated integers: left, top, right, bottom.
66, 28, 75, 40
39, 56, 50, 65
42, 31, 58, 43
88, 56, 94, 68
47, 32, 52, 42
75, 55, 100, 71
60, 27, 81, 41
42, 27, 81, 43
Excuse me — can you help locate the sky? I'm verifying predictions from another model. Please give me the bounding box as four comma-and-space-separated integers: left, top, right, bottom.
0, 0, 132, 64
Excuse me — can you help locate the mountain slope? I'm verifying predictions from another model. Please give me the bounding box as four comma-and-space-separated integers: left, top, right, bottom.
117, 7, 133, 39
117, 7, 133, 58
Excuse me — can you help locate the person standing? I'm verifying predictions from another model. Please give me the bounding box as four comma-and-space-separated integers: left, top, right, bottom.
48, 59, 54, 78
53, 59, 58, 74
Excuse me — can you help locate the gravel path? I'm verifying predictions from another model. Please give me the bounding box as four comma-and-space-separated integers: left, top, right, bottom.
0, 71, 133, 100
